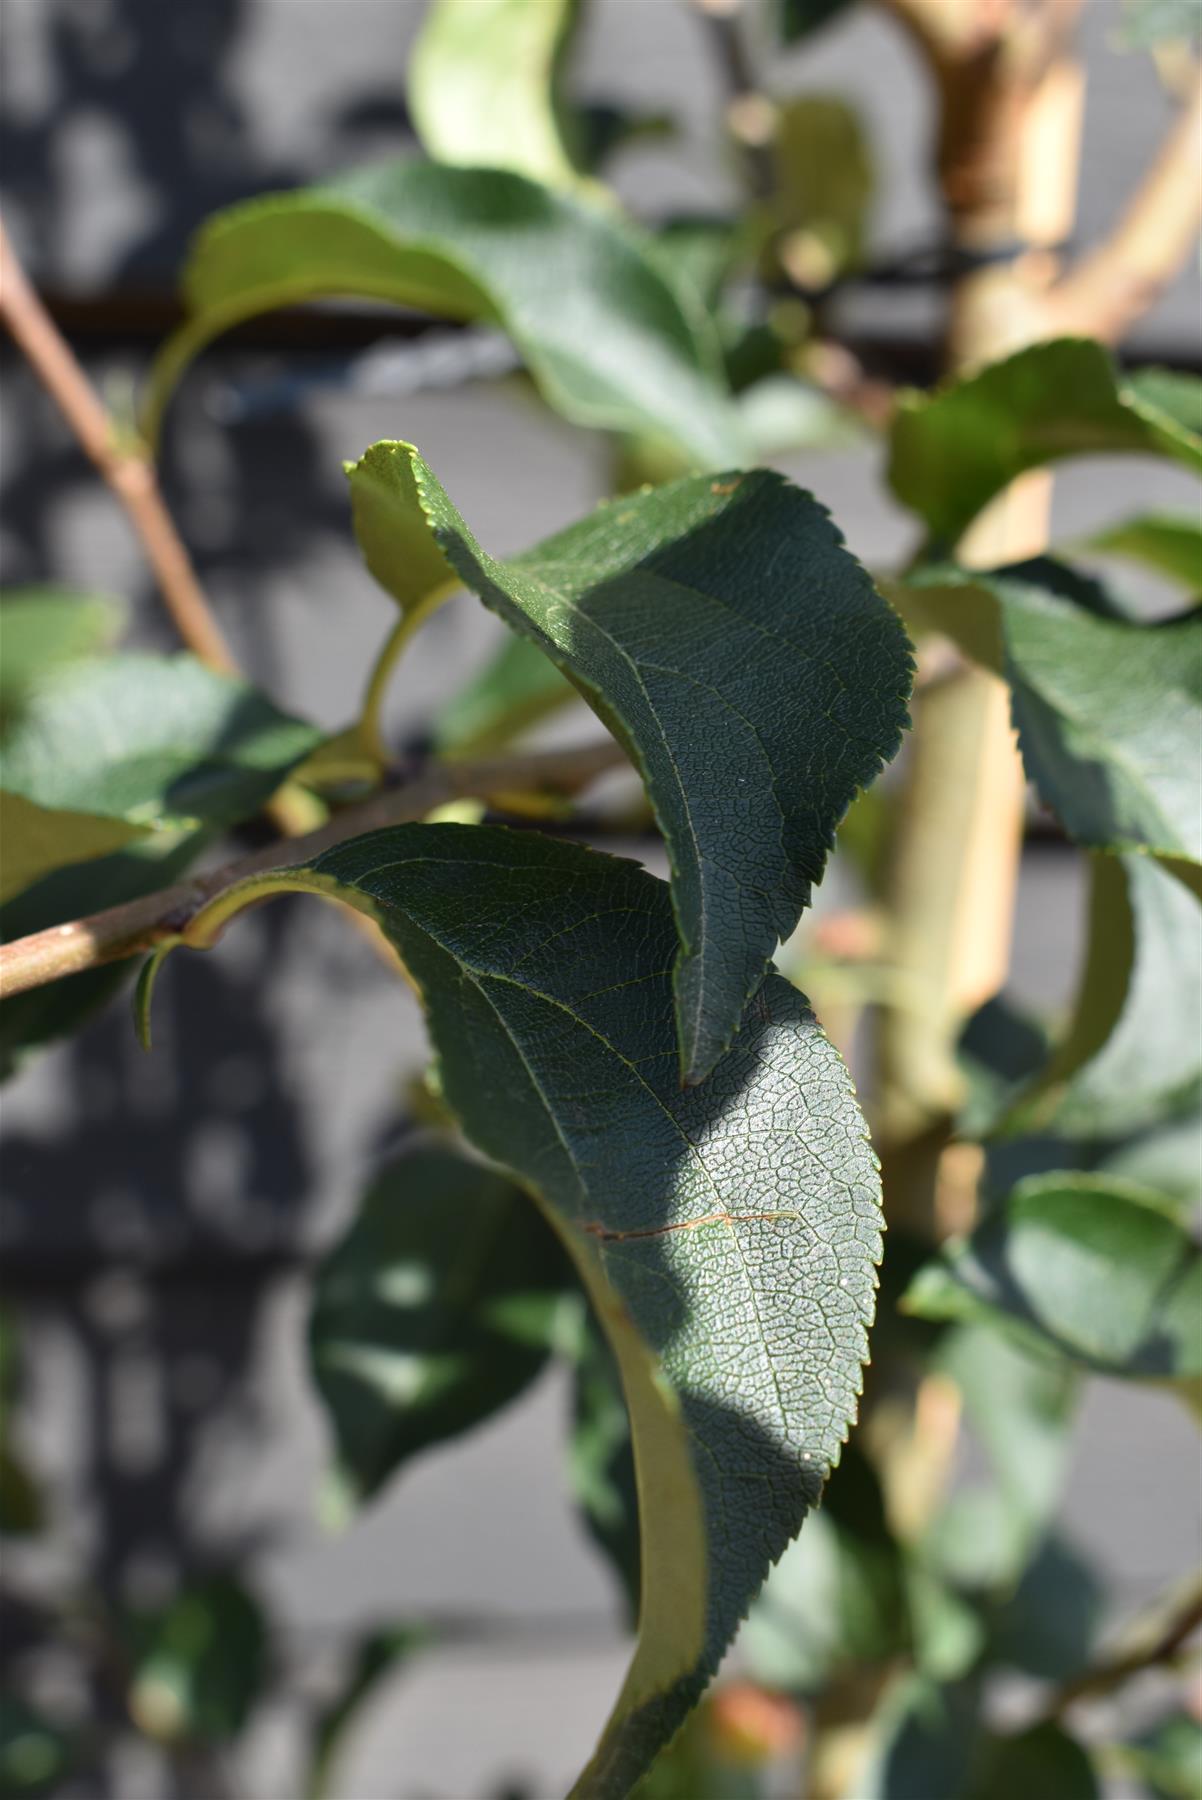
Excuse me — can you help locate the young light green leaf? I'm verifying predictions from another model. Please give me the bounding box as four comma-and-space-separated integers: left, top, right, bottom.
0, 654, 320, 834
346, 442, 913, 1082
310, 1140, 573, 1508
140, 823, 883, 1796
148, 161, 741, 465
760, 96, 873, 288
0, 790, 151, 905
0, 586, 126, 731
891, 563, 1201, 868
1010, 854, 1202, 1141
888, 340, 1202, 546
409, 0, 589, 193
1080, 512, 1202, 592
905, 1175, 1202, 1395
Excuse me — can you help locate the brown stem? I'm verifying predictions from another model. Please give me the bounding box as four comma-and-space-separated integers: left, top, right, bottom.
0, 216, 236, 674
1046, 1577, 1202, 1717
1047, 69, 1202, 344
691, 0, 776, 201
0, 741, 624, 1000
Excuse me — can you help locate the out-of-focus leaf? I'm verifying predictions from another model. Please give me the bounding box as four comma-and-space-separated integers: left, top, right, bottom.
126, 1576, 267, 1745
142, 823, 884, 1797
0, 1696, 73, 1794
761, 97, 873, 289
408, 0, 588, 192
1011, 854, 1202, 1141
888, 340, 1202, 546
344, 442, 913, 1083
956, 996, 1052, 1139
970, 1722, 1100, 1799
631, 1695, 772, 1799
434, 629, 579, 754
988, 1535, 1103, 1679
1081, 512, 1202, 591
567, 1306, 640, 1624
0, 654, 320, 837
777, 0, 860, 43
1121, 0, 1202, 45
1118, 1711, 1202, 1800
310, 1141, 573, 1509
0, 1310, 42, 1538
859, 1676, 982, 1800
0, 790, 150, 905
305, 1624, 426, 1800
891, 563, 1201, 869
926, 1323, 1079, 1589
905, 1175, 1202, 1395
148, 161, 741, 466
1093, 1115, 1202, 1210
0, 587, 125, 731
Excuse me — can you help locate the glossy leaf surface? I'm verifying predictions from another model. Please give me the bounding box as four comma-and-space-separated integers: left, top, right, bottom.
346, 442, 913, 1081
144, 824, 882, 1795
310, 1140, 573, 1505
0, 586, 125, 732
889, 340, 1202, 545
150, 161, 740, 464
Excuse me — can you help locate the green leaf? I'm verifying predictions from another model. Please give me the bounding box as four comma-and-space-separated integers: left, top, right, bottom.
434, 628, 578, 754
0, 789, 150, 905
777, 0, 860, 42
567, 1305, 641, 1624
0, 653, 320, 836
860, 1676, 982, 1800
761, 97, 873, 288
905, 1174, 1202, 1393
1093, 1115, 1202, 1211
987, 1535, 1103, 1681
970, 1723, 1099, 1800
1011, 854, 1202, 1141
149, 161, 741, 465
925, 1324, 1078, 1589
345, 443, 913, 1082
1118, 1711, 1202, 1800
141, 823, 883, 1796
891, 562, 1202, 867
1080, 512, 1202, 591
126, 1576, 267, 1745
305, 1624, 426, 1800
310, 1140, 574, 1507
888, 340, 1202, 546
408, 0, 589, 193
0, 1696, 73, 1795
0, 586, 125, 732
0, 1310, 43, 1538
1121, 0, 1202, 46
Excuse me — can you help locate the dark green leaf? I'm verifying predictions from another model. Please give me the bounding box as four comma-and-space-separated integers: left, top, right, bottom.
970, 1723, 1099, 1800
0, 1310, 42, 1537
988, 1535, 1103, 1679
149, 161, 741, 464
305, 1624, 426, 1800
891, 563, 1201, 867
861, 1676, 982, 1800
408, 0, 588, 193
126, 1576, 267, 1745
888, 340, 1202, 546
346, 443, 913, 1082
905, 1174, 1202, 1392
777, 0, 859, 43
1081, 512, 1202, 591
1011, 854, 1202, 1141
310, 1140, 573, 1508
142, 823, 883, 1795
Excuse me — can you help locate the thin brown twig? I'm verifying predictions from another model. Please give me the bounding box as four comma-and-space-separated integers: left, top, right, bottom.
1045, 1576, 1202, 1718
0, 216, 237, 674
0, 741, 626, 1000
